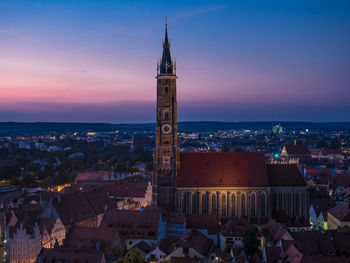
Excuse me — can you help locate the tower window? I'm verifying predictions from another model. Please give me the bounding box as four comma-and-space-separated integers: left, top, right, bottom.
165, 87, 169, 95
164, 111, 169, 120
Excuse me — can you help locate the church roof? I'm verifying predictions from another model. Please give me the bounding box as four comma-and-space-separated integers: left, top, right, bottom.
266, 164, 306, 186
177, 152, 269, 187
159, 23, 173, 75
177, 152, 306, 188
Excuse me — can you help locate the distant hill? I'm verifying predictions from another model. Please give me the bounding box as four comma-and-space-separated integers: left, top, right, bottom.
0, 121, 349, 136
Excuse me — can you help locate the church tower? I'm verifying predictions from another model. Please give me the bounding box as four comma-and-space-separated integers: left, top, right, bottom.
152, 21, 179, 205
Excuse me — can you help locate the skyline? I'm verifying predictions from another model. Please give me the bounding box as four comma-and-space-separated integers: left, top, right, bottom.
1, 0, 350, 123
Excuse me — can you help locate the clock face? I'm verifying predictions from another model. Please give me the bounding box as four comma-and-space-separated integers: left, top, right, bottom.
162, 124, 172, 134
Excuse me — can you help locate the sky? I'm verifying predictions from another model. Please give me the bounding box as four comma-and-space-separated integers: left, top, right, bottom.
0, 0, 349, 123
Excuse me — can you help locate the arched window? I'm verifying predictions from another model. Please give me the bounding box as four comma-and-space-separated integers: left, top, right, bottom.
212, 193, 217, 216
250, 194, 256, 217
165, 87, 169, 95
295, 192, 301, 218
232, 194, 236, 217
164, 111, 169, 120
278, 192, 283, 211
259, 193, 266, 217
182, 193, 188, 214
272, 191, 277, 212
287, 192, 292, 218
202, 194, 208, 214
222, 194, 227, 217
192, 193, 198, 214
241, 193, 246, 217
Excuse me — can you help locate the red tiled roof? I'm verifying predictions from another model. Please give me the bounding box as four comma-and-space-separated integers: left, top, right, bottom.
168, 212, 186, 225
186, 214, 219, 235
133, 240, 153, 254
220, 217, 250, 237
36, 248, 105, 263
66, 225, 121, 251
334, 174, 350, 188
101, 208, 161, 240
177, 152, 269, 187
328, 201, 350, 221
284, 145, 310, 155
265, 246, 281, 263
40, 217, 57, 234
266, 164, 306, 186
176, 229, 214, 257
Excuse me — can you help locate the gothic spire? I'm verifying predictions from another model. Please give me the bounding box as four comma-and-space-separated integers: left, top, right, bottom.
160, 17, 173, 75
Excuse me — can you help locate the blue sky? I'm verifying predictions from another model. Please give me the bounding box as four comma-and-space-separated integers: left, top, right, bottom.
0, 0, 349, 122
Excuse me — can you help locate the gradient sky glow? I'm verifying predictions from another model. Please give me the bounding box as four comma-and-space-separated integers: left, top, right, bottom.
0, 0, 349, 123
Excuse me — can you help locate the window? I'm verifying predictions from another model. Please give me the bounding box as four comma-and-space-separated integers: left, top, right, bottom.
164, 111, 169, 120
250, 194, 256, 217
260, 193, 266, 217
182, 193, 189, 214
287, 192, 292, 217
296, 192, 301, 218
202, 194, 208, 214
192, 193, 198, 214
232, 194, 236, 216
278, 192, 283, 211
241, 194, 246, 217
165, 87, 169, 95
222, 194, 227, 217
212, 193, 217, 215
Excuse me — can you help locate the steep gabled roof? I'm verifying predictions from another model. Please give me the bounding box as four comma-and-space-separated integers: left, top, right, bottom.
266, 164, 306, 186
36, 248, 105, 263
284, 145, 310, 155
177, 152, 269, 187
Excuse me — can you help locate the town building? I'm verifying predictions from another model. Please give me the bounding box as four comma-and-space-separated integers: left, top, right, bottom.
327, 200, 350, 230
152, 23, 309, 222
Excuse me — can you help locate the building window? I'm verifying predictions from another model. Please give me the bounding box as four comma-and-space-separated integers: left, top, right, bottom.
241, 194, 246, 217
278, 192, 283, 211
287, 192, 292, 217
192, 193, 198, 214
259, 193, 266, 217
212, 193, 217, 215
164, 111, 169, 120
222, 194, 227, 217
165, 87, 169, 95
296, 192, 301, 218
202, 193, 208, 214
181, 193, 188, 214
250, 194, 256, 217
232, 194, 236, 216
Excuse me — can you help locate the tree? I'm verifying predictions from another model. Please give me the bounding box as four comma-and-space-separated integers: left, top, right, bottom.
222, 142, 229, 152
243, 226, 259, 259
115, 249, 145, 263
41, 176, 55, 189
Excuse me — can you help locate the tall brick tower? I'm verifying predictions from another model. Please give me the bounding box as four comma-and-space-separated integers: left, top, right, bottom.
152, 21, 179, 206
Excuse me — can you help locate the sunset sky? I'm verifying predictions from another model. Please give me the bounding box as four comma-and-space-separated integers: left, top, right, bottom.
0, 0, 349, 123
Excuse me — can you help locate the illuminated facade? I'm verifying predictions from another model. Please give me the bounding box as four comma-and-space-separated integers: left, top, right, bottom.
153, 24, 308, 220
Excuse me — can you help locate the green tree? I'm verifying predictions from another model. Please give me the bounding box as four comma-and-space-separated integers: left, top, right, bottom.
115, 249, 145, 263
243, 226, 259, 259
